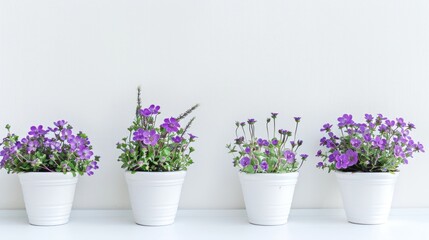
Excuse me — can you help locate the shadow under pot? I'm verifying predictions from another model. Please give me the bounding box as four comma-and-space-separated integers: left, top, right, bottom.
335, 171, 399, 224
239, 172, 299, 226
125, 171, 186, 226
18, 172, 78, 226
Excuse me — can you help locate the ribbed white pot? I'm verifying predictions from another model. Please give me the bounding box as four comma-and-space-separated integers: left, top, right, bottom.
335, 172, 399, 224
18, 172, 78, 226
239, 172, 299, 225
125, 171, 186, 226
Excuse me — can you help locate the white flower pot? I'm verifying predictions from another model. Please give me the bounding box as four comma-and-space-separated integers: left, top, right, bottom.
125, 171, 186, 226
239, 172, 299, 225
18, 172, 78, 226
335, 172, 399, 224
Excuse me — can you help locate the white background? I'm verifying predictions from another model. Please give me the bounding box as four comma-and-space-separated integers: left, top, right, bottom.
0, 0, 428, 209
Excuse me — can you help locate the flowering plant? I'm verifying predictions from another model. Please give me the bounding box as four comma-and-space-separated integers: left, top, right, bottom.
226, 113, 308, 173
316, 114, 424, 172
117, 87, 199, 172
0, 121, 100, 176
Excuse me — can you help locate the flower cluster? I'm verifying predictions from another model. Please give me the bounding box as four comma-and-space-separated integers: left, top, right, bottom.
316, 114, 424, 172
0, 121, 100, 176
117, 87, 199, 172
226, 113, 307, 173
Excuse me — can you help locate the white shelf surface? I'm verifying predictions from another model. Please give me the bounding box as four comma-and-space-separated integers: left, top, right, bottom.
0, 209, 428, 240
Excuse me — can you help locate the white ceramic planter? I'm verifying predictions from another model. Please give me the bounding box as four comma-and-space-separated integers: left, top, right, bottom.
239, 172, 299, 225
125, 171, 186, 226
335, 172, 399, 224
18, 172, 78, 226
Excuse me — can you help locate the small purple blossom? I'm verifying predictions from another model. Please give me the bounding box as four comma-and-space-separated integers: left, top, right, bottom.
271, 138, 279, 145
320, 123, 333, 132
161, 118, 180, 133
245, 147, 251, 154
350, 138, 361, 148
257, 138, 269, 147
188, 134, 197, 140
140, 104, 160, 117
54, 120, 67, 128
247, 119, 256, 124
240, 157, 251, 167
172, 136, 182, 143
294, 117, 301, 122
28, 125, 48, 137
284, 150, 296, 163
337, 114, 354, 127
260, 160, 268, 171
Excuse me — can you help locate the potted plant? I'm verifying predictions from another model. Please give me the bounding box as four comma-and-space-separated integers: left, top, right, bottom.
0, 121, 100, 226
316, 114, 424, 224
117, 87, 199, 226
226, 114, 307, 225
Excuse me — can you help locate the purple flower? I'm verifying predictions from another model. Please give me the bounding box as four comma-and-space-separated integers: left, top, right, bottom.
396, 118, 406, 127
350, 138, 361, 148
320, 123, 333, 132
85, 161, 99, 176
240, 157, 250, 167
335, 154, 349, 169
271, 113, 278, 118
415, 142, 425, 152
316, 150, 322, 157
344, 149, 358, 166
300, 154, 308, 160
27, 140, 39, 153
77, 145, 93, 160
278, 129, 288, 135
28, 125, 48, 137
260, 160, 268, 171
294, 117, 301, 122
188, 134, 197, 140
326, 140, 336, 149
378, 124, 388, 133
271, 139, 279, 146
133, 129, 160, 146
264, 149, 270, 156
68, 135, 87, 151
54, 120, 67, 128
245, 147, 251, 154
394, 145, 405, 158
297, 140, 303, 146
337, 114, 354, 127
143, 130, 160, 146
317, 162, 324, 168
247, 119, 256, 124
61, 129, 73, 141
373, 136, 387, 150
328, 150, 340, 162
172, 136, 182, 143
363, 133, 372, 142
408, 123, 415, 129
161, 118, 180, 133
385, 120, 395, 127
284, 150, 296, 163
257, 138, 269, 147
140, 104, 160, 117
365, 114, 373, 122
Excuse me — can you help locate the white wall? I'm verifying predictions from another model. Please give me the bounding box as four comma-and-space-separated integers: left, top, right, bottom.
0, 0, 428, 209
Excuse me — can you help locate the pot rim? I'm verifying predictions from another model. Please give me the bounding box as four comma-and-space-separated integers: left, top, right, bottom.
17, 172, 75, 176
335, 171, 399, 175
238, 171, 299, 176
125, 170, 187, 174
